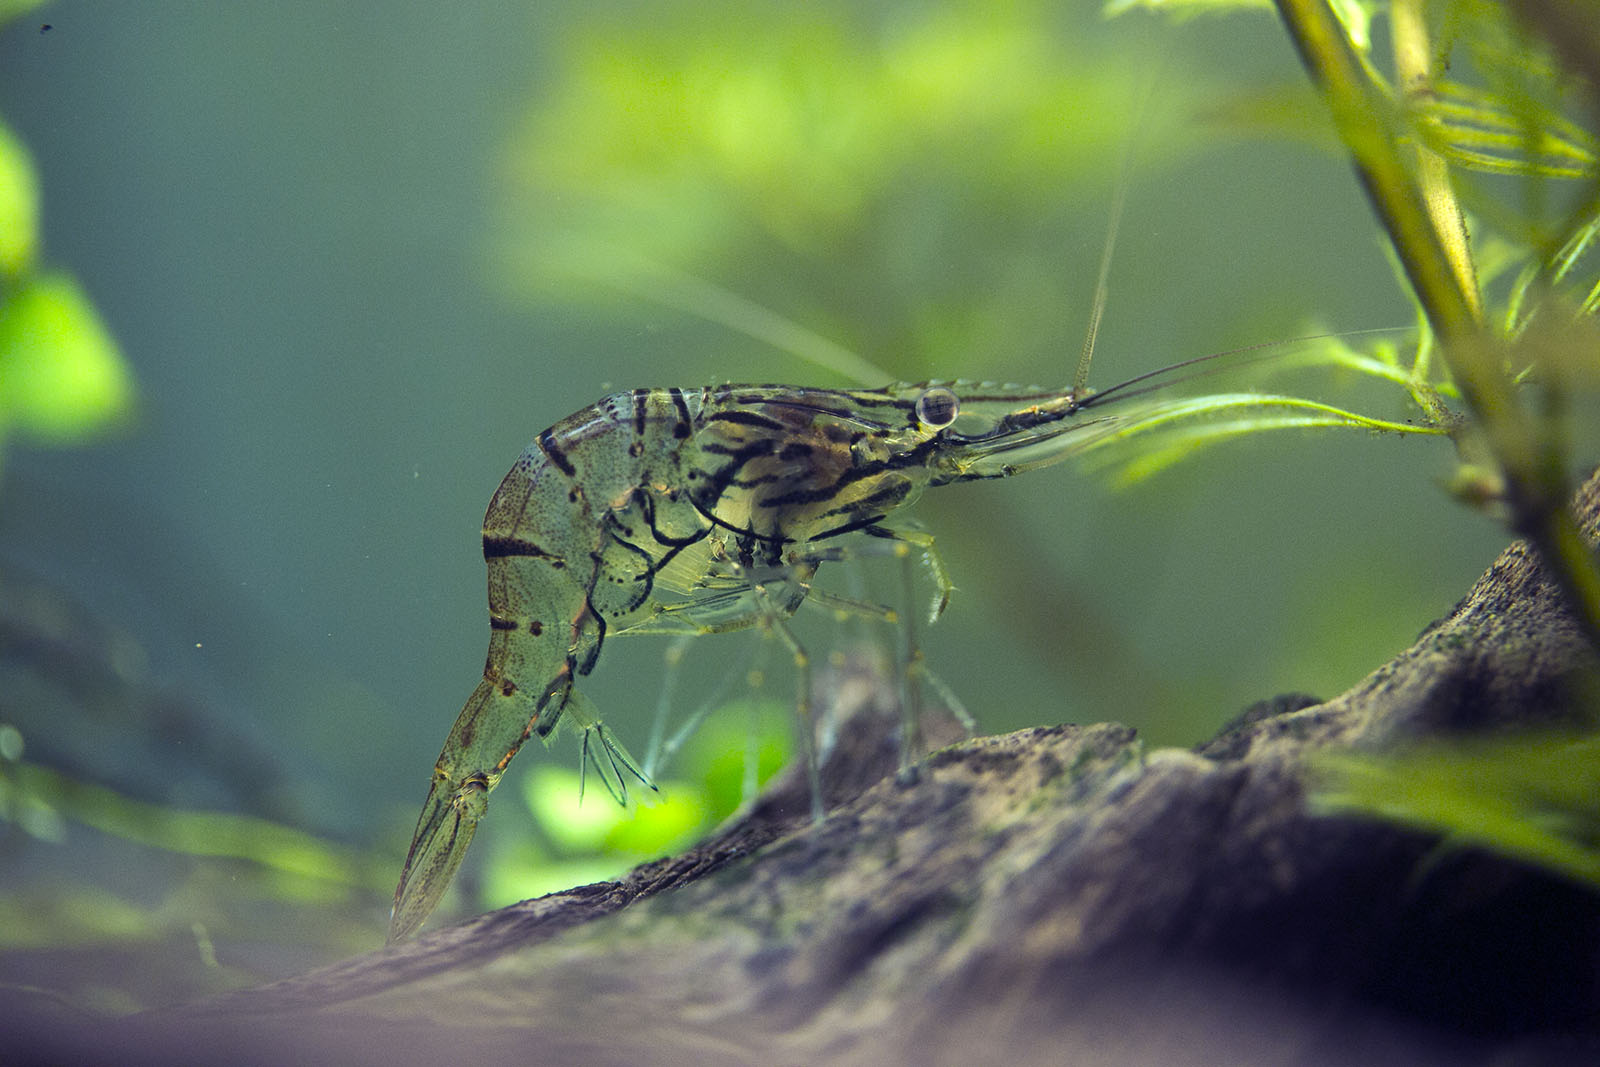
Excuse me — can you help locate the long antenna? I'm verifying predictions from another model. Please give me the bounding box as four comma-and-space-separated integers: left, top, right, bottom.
1073, 39, 1169, 398
1073, 172, 1126, 397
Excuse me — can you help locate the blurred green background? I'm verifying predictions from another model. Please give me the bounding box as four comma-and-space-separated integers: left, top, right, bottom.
0, 0, 1511, 1011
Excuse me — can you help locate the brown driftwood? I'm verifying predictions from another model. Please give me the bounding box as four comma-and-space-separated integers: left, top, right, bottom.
55, 473, 1600, 1064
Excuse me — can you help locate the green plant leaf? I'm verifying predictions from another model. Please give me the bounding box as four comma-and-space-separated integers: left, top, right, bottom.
0, 272, 136, 443
1104, 0, 1374, 50
0, 0, 51, 30
1312, 734, 1600, 889
1, 758, 380, 889
1416, 81, 1599, 180
602, 785, 707, 855
522, 765, 634, 854
522, 763, 706, 856
480, 848, 626, 908
678, 701, 791, 817
1104, 0, 1274, 16
495, 3, 1206, 380
1085, 393, 1447, 484
0, 118, 38, 278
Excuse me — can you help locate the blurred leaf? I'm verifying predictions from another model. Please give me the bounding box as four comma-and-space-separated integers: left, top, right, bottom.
1312, 733, 1600, 889
481, 765, 711, 910
0, 118, 39, 278
522, 764, 633, 854
1, 758, 383, 890
496, 2, 1203, 377
517, 5, 1140, 250
1192, 78, 1338, 148
1105, 0, 1274, 15
1105, 0, 1374, 51
602, 783, 706, 855
523, 763, 708, 857
1325, 0, 1376, 52
1420, 0, 1600, 253
0, 884, 156, 950
0, 272, 136, 443
0, 0, 50, 30
480, 844, 624, 909
682, 701, 791, 817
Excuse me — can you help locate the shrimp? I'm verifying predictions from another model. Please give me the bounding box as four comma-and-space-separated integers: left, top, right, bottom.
387, 362, 1238, 943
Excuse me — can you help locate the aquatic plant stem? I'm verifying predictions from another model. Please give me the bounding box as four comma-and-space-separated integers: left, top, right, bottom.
1272, 0, 1600, 655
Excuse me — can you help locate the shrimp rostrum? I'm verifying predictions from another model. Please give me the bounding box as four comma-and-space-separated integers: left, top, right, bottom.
388, 370, 1166, 942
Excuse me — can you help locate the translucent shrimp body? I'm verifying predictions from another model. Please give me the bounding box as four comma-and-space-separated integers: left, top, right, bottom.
388, 377, 1131, 942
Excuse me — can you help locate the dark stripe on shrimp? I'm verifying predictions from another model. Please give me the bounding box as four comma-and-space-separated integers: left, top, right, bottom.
705, 409, 791, 432
805, 511, 891, 542
483, 535, 560, 560
634, 488, 711, 547
817, 478, 913, 520
695, 439, 787, 509
632, 389, 650, 435
755, 437, 939, 510
537, 428, 577, 477
669, 388, 693, 439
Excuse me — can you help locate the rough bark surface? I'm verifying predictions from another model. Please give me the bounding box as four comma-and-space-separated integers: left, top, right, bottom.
57, 475, 1600, 1064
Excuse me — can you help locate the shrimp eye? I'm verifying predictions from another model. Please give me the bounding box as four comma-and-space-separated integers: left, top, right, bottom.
915, 387, 959, 430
